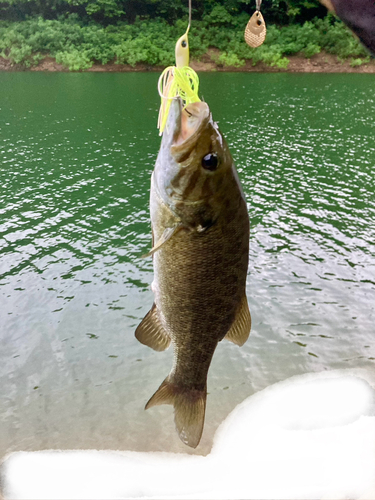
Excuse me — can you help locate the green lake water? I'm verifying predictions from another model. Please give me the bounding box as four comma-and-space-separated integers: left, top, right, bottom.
0, 72, 374, 457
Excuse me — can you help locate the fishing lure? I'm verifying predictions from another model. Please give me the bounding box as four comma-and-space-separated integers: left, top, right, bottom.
244, 0, 266, 48
157, 0, 201, 134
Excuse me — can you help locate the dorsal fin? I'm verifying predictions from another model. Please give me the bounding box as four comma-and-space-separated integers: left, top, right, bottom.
135, 304, 171, 352
224, 294, 251, 347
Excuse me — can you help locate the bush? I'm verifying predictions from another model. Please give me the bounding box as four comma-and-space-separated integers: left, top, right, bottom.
350, 56, 370, 67
114, 19, 175, 66
0, 11, 369, 70
214, 50, 245, 68
203, 5, 233, 27
8, 44, 33, 65
250, 44, 290, 68
314, 15, 367, 58
55, 49, 93, 70
303, 42, 320, 58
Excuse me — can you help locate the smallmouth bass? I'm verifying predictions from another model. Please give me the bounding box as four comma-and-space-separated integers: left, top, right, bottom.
136, 98, 251, 448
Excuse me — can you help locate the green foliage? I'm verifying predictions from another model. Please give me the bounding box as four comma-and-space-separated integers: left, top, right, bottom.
203, 5, 233, 27
114, 37, 173, 67
84, 0, 125, 18
8, 43, 33, 65
249, 43, 290, 68
114, 19, 176, 66
284, 0, 326, 22
314, 15, 367, 58
212, 50, 245, 68
0, 6, 369, 70
55, 48, 93, 69
0, 0, 328, 25
303, 42, 320, 58
350, 56, 370, 67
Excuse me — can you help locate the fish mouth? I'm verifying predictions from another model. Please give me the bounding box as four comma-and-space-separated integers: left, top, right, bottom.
167, 98, 210, 156
174, 100, 210, 146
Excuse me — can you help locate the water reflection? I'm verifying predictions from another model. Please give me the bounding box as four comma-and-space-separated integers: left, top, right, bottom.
0, 72, 374, 458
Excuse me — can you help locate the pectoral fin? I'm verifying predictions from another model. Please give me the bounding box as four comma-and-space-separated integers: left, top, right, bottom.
224, 294, 251, 347
142, 224, 183, 258
135, 303, 171, 351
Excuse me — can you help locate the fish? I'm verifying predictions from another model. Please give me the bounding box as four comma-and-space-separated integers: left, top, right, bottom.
135, 97, 251, 448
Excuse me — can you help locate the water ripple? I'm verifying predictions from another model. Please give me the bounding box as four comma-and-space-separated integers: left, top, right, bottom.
0, 72, 374, 457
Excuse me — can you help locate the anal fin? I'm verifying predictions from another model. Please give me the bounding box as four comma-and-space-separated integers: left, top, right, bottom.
145, 377, 206, 449
135, 304, 171, 352
224, 294, 251, 347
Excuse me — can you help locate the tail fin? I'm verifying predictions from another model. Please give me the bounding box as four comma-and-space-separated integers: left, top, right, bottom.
145, 377, 206, 448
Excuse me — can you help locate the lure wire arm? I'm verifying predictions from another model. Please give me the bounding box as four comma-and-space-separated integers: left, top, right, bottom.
157, 0, 199, 133
256, 0, 262, 11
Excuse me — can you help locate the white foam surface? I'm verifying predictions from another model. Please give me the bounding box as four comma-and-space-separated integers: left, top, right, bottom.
2, 369, 375, 499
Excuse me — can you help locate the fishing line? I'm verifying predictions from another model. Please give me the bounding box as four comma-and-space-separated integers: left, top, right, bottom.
157, 0, 201, 134
188, 0, 191, 32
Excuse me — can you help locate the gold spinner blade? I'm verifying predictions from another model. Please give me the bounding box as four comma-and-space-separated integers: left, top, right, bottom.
244, 10, 266, 48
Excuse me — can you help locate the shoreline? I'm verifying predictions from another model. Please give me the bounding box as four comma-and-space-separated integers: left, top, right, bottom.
1, 52, 375, 73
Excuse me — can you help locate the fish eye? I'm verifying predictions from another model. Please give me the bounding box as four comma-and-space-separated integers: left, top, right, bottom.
202, 153, 218, 171
181, 40, 187, 48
